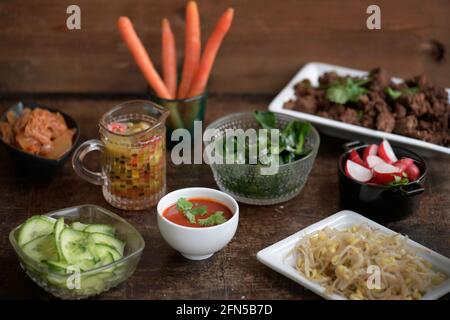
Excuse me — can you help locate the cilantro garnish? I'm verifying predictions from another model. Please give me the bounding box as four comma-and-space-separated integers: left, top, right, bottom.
176, 198, 207, 224
326, 78, 369, 104
176, 198, 225, 226
384, 86, 419, 100
389, 176, 410, 187
198, 212, 227, 227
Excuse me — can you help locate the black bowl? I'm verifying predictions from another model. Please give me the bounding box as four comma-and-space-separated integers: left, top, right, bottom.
0, 101, 80, 176
338, 143, 427, 222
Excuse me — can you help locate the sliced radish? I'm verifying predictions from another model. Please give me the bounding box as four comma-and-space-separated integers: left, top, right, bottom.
363, 144, 378, 162
349, 149, 366, 167
345, 159, 373, 183
404, 163, 420, 181
393, 158, 414, 172
366, 155, 385, 169
378, 139, 398, 163
373, 162, 402, 184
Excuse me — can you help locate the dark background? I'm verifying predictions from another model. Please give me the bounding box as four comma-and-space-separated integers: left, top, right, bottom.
0, 0, 449, 95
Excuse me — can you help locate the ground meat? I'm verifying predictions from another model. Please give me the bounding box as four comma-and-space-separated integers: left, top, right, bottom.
376, 111, 396, 132
325, 104, 346, 119
428, 95, 447, 117
399, 93, 430, 117
295, 95, 317, 114
339, 108, 360, 125
318, 72, 340, 87
394, 115, 418, 136
361, 114, 375, 128
283, 67, 450, 147
294, 79, 315, 96
369, 67, 391, 91
283, 99, 296, 110
394, 103, 407, 119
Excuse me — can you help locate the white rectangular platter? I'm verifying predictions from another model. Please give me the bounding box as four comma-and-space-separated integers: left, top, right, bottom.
268, 62, 450, 157
256, 210, 450, 300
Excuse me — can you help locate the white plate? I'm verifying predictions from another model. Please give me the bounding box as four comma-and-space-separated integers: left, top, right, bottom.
268, 62, 450, 157
256, 210, 450, 300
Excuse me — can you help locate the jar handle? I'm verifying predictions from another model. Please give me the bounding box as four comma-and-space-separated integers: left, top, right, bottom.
72, 139, 106, 186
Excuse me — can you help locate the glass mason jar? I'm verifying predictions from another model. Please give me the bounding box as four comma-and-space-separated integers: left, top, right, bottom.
72, 100, 169, 210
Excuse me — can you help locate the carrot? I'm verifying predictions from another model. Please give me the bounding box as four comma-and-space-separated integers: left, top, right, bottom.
188, 8, 234, 98
177, 1, 201, 99
161, 18, 177, 98
117, 16, 172, 99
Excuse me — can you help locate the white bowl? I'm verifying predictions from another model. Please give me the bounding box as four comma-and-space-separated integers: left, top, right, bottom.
157, 187, 239, 260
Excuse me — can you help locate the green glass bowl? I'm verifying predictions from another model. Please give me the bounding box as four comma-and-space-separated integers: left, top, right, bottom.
9, 205, 145, 299
204, 112, 320, 205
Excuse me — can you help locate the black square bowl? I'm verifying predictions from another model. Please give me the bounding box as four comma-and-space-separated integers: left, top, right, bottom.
0, 101, 80, 176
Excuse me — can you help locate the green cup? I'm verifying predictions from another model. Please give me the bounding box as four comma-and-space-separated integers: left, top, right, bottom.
149, 92, 207, 148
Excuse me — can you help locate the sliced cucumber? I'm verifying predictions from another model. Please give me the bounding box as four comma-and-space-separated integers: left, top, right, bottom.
84, 224, 115, 236
46, 260, 69, 273
93, 244, 122, 261
18, 216, 55, 246
100, 253, 114, 266
60, 229, 94, 264
22, 234, 58, 263
89, 233, 125, 256
17, 214, 127, 296
46, 273, 68, 287
79, 275, 106, 294
71, 222, 88, 231
54, 218, 65, 260
75, 259, 97, 271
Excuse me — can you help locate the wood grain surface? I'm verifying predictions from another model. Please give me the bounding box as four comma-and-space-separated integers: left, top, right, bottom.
0, 0, 449, 95
0, 95, 448, 299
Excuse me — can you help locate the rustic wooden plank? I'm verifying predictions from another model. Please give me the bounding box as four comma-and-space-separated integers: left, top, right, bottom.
0, 0, 449, 94
0, 95, 448, 299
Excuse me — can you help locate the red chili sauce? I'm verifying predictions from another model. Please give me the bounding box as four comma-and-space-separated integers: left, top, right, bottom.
163, 198, 233, 228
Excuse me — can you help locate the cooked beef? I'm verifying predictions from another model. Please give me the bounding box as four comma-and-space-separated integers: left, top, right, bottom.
369, 67, 390, 91
395, 115, 418, 136
284, 67, 449, 146
399, 93, 430, 117
318, 72, 340, 87
394, 103, 407, 119
295, 95, 317, 114
376, 110, 396, 132
339, 108, 360, 125
294, 79, 315, 96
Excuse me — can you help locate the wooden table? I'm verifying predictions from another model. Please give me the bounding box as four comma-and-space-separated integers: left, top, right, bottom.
0, 95, 449, 300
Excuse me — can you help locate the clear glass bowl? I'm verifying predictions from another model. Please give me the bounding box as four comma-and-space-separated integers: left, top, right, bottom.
9, 205, 145, 299
204, 112, 320, 205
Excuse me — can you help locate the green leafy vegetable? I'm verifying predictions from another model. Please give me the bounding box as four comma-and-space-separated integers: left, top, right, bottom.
191, 206, 207, 215
254, 110, 276, 129
176, 197, 193, 212
198, 212, 227, 227
281, 121, 311, 155
326, 78, 369, 104
384, 87, 402, 100
389, 176, 410, 187
176, 198, 207, 224
216, 111, 312, 167
254, 111, 311, 162
384, 86, 419, 100
356, 110, 364, 121
403, 87, 419, 95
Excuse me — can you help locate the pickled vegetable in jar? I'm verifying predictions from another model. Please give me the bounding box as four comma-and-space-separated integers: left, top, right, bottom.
72, 100, 168, 210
